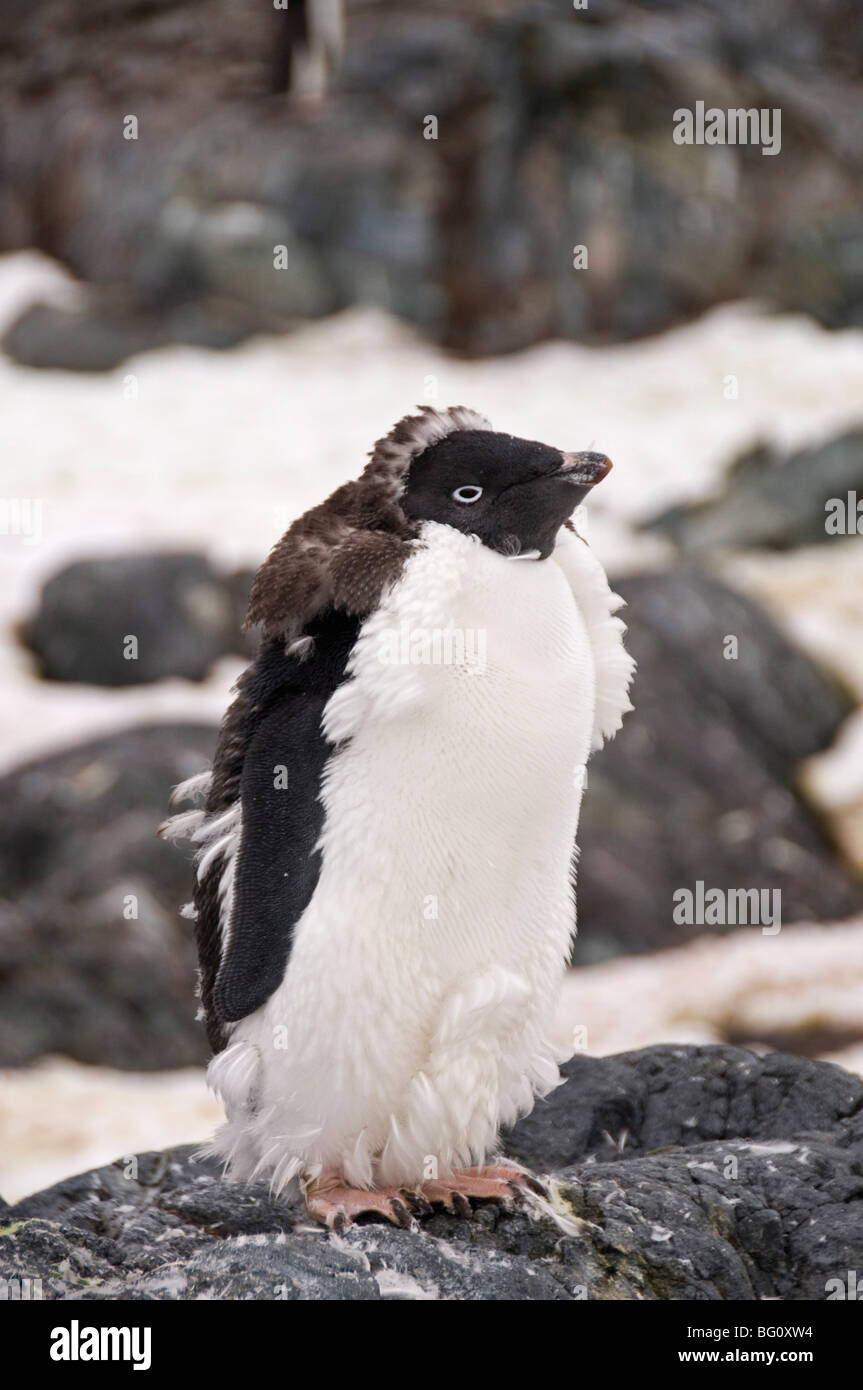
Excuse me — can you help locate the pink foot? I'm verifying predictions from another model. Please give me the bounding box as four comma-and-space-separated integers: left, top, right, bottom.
304, 1177, 428, 1233
421, 1164, 547, 1216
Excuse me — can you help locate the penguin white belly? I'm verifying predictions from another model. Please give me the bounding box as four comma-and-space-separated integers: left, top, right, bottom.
211, 523, 596, 1190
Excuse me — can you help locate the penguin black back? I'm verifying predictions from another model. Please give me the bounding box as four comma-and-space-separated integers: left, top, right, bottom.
193, 610, 360, 1049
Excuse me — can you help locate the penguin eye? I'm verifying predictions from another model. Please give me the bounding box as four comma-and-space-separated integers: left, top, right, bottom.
451, 485, 483, 504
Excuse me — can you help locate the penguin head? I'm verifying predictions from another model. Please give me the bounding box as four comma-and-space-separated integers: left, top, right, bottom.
246, 406, 612, 640
401, 429, 612, 559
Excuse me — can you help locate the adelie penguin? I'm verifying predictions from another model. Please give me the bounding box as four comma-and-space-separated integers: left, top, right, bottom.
162, 405, 635, 1229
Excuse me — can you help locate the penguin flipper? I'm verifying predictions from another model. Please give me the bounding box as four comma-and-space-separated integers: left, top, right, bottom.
197, 612, 361, 1038
214, 688, 330, 1023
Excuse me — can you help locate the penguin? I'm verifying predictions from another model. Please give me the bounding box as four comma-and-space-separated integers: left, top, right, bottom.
162, 405, 635, 1230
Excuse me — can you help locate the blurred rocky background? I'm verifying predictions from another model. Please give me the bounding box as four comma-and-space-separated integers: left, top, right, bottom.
1, 0, 862, 1205
1, 0, 862, 366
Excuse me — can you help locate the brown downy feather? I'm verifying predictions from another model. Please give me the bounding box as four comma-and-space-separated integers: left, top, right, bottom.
245, 404, 490, 641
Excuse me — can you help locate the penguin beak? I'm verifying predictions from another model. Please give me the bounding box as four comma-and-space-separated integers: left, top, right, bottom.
556, 451, 613, 486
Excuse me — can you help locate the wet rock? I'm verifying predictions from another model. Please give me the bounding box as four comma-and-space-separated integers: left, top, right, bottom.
644, 430, 863, 552
3, 1045, 861, 1300
21, 553, 248, 685
575, 566, 863, 963
0, 724, 215, 1068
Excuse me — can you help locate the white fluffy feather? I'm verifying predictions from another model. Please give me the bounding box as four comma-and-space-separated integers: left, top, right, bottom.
160, 771, 241, 947
207, 522, 634, 1191
552, 527, 636, 749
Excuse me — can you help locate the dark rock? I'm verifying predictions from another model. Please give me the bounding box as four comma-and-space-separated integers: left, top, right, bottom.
503, 1043, 863, 1171
3, 1045, 861, 1300
224, 566, 258, 659
765, 219, 863, 333
2, 1, 862, 365
644, 430, 863, 552
3, 296, 273, 372
0, 724, 216, 1068
575, 566, 863, 963
21, 553, 247, 685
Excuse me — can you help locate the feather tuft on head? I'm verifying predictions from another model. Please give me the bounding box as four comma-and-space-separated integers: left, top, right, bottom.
245, 406, 490, 642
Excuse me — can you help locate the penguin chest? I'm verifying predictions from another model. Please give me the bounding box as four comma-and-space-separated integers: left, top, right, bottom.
316, 523, 596, 972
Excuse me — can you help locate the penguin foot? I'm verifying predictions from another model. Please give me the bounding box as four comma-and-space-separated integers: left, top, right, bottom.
421, 1164, 547, 1215
304, 1179, 422, 1232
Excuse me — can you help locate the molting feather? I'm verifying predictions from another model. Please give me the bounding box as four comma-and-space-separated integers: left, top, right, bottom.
244, 405, 490, 641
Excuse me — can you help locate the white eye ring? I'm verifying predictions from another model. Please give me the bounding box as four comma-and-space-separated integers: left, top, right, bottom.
452, 485, 483, 504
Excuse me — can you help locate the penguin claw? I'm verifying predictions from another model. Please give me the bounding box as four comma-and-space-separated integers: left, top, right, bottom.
407, 1192, 434, 1218
304, 1182, 419, 1231
452, 1191, 473, 1219
389, 1197, 413, 1228
420, 1164, 546, 1214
